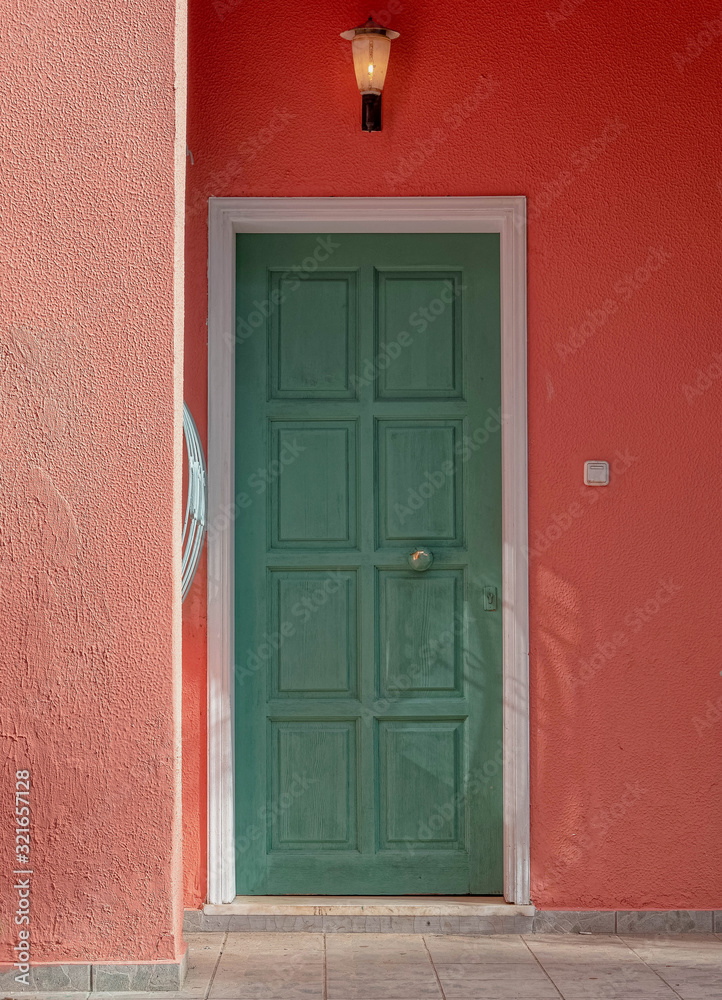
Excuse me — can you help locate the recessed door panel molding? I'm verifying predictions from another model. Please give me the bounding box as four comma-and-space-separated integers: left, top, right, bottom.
269, 569, 358, 698
208, 198, 528, 906
377, 720, 466, 852
269, 269, 358, 399
269, 420, 358, 548
269, 721, 358, 851
377, 419, 464, 545
375, 268, 463, 399
377, 569, 464, 699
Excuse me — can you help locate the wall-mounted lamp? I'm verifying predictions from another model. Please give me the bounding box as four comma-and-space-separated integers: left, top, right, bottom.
340, 16, 399, 132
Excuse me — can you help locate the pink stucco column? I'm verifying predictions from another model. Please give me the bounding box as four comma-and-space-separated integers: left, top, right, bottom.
0, 0, 186, 976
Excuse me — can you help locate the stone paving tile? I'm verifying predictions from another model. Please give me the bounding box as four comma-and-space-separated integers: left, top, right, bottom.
526, 934, 638, 951
326, 931, 430, 962
620, 936, 722, 998
434, 962, 554, 981
428, 944, 560, 999
525, 936, 643, 968
424, 934, 538, 964
537, 945, 680, 1000
326, 973, 442, 998
549, 993, 678, 1000
625, 959, 722, 1000
208, 932, 324, 999
438, 979, 561, 999
622, 934, 722, 963
327, 981, 442, 999
646, 966, 722, 998
542, 969, 680, 999
326, 932, 441, 999
222, 931, 323, 955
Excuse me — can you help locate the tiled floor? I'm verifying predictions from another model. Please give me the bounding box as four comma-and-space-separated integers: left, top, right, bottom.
8, 931, 722, 1000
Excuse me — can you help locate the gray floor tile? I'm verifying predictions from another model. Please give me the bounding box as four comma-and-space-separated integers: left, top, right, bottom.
622, 935, 722, 964
526, 934, 635, 950
546, 980, 679, 1000
648, 994, 722, 1000
223, 930, 322, 950
210, 989, 323, 1000
327, 982, 442, 999
209, 979, 323, 1000
434, 963, 553, 981
326, 933, 440, 999
546, 974, 679, 994
326, 932, 429, 961
424, 934, 536, 964
208, 932, 323, 999
548, 983, 679, 1000
438, 981, 561, 998
642, 965, 722, 1000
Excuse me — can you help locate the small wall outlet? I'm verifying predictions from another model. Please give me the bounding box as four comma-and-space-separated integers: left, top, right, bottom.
584, 460, 609, 486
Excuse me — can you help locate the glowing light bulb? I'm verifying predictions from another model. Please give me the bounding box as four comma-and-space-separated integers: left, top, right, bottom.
368, 63, 374, 75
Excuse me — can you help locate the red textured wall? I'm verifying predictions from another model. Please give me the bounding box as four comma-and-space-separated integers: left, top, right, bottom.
0, 0, 185, 965
185, 0, 722, 908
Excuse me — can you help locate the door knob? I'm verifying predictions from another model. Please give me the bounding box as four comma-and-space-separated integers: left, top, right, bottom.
408, 548, 434, 572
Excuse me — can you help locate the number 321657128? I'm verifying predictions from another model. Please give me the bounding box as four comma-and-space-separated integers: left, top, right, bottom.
15, 770, 30, 862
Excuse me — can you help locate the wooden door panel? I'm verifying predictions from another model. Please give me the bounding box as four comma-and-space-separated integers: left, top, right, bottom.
269, 570, 358, 698
378, 720, 465, 851
270, 270, 357, 399
377, 419, 464, 544
375, 269, 463, 398
377, 570, 464, 698
270, 421, 357, 547
270, 722, 358, 850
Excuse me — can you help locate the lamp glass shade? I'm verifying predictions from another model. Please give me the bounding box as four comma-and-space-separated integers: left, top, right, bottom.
350, 33, 391, 94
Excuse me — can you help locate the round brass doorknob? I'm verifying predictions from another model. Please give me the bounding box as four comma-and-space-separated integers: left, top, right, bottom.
408, 548, 434, 572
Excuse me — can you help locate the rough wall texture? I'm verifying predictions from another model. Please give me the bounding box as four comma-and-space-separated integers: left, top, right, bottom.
185, 0, 722, 909
0, 0, 185, 964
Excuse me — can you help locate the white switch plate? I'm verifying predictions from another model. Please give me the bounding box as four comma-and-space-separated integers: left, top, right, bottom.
584, 460, 609, 486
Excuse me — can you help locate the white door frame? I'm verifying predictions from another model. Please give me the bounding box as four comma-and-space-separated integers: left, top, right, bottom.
206, 197, 529, 905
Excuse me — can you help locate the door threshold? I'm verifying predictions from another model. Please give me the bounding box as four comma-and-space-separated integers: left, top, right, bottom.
194, 896, 536, 934
204, 896, 535, 918
189, 895, 535, 933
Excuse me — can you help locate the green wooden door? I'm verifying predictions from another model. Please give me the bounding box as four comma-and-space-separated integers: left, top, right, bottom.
235, 233, 502, 894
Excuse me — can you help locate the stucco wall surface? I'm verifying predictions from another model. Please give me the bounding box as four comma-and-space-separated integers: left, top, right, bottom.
185, 0, 722, 910
0, 1, 184, 965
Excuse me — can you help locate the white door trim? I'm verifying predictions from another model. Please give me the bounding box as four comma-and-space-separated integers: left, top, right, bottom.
207, 197, 529, 905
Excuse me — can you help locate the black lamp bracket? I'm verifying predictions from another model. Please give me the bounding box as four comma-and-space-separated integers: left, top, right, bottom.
362, 92, 382, 132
